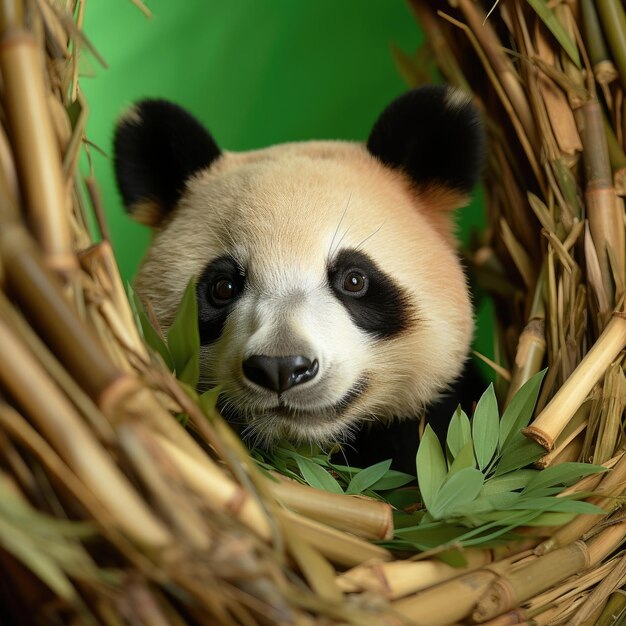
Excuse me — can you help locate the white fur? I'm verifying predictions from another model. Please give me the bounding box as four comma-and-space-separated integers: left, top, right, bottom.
135, 141, 473, 446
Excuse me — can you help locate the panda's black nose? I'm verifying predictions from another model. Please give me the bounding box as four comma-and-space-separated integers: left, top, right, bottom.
242, 355, 319, 393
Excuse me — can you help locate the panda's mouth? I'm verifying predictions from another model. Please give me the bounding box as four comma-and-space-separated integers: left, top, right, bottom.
218, 375, 370, 443
270, 375, 367, 417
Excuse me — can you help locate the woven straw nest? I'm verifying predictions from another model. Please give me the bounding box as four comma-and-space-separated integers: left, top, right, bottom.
0, 1, 625, 625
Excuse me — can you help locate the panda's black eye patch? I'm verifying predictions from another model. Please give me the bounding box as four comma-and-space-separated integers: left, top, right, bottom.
328, 249, 413, 339
197, 255, 245, 344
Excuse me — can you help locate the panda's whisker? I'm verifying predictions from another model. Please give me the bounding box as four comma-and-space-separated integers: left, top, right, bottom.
327, 193, 352, 262
353, 220, 386, 252
331, 224, 353, 259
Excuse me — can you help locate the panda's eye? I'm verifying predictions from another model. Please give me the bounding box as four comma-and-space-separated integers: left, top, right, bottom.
342, 271, 368, 295
211, 277, 236, 304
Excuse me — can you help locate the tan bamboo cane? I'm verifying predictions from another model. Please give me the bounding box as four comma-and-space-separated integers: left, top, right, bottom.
337, 541, 535, 600
0, 216, 131, 407
391, 569, 497, 626
0, 315, 172, 548
569, 551, 626, 626
0, 0, 75, 273
536, 449, 626, 554
269, 476, 393, 541
578, 98, 626, 308
471, 541, 591, 622
523, 308, 626, 449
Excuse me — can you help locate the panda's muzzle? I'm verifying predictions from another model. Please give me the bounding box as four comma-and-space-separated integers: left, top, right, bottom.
242, 355, 319, 394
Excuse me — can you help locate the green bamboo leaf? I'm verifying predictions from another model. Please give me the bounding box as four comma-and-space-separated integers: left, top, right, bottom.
448, 439, 476, 476
199, 386, 222, 416
521, 511, 577, 526
499, 369, 547, 450
435, 549, 468, 568
386, 487, 421, 511
416, 424, 448, 510
167, 280, 200, 388
430, 468, 484, 519
179, 355, 200, 388
483, 491, 522, 510
129, 285, 174, 371
458, 511, 539, 546
494, 438, 545, 476
294, 455, 343, 494
481, 470, 538, 496
346, 460, 392, 494
369, 469, 415, 491
505, 497, 604, 514
472, 384, 499, 469
456, 492, 523, 519
394, 523, 469, 548
0, 520, 78, 601
522, 462, 607, 495
526, 0, 581, 68
446, 406, 472, 459
328, 464, 360, 475
454, 495, 495, 516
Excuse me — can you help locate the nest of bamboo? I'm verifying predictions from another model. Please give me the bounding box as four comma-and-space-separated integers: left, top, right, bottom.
1, 0, 625, 624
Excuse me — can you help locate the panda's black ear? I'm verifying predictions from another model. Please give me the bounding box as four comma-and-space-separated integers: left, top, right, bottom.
367, 86, 484, 195
113, 99, 221, 227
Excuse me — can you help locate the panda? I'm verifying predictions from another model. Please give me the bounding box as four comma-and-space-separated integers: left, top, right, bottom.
113, 86, 485, 468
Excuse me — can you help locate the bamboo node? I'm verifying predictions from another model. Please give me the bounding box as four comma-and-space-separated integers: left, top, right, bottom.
98, 373, 143, 421
522, 425, 554, 451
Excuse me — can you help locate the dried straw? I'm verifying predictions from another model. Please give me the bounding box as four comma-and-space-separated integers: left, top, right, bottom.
2, 0, 626, 624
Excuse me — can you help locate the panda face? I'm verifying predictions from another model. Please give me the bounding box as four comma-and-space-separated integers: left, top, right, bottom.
114, 88, 484, 446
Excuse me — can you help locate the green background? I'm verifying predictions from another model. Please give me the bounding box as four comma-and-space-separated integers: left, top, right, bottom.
82, 0, 490, 363
83, 0, 425, 280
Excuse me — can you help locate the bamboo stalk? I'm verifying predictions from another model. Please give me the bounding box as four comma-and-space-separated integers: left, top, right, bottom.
280, 520, 344, 605
586, 517, 626, 565
590, 590, 626, 626
603, 117, 626, 195
437, 11, 544, 189
596, 0, 626, 91
269, 476, 393, 541
146, 429, 273, 543
0, 401, 166, 582
0, 0, 75, 273
592, 362, 626, 464
337, 542, 534, 600
391, 568, 496, 626
471, 542, 590, 622
0, 218, 131, 406
569, 552, 626, 626
523, 308, 626, 450
279, 509, 392, 569
456, 0, 537, 148
536, 450, 626, 554
535, 21, 583, 159
117, 423, 212, 550
0, 289, 116, 442
505, 264, 547, 405
0, 316, 172, 548
579, 99, 626, 306
522, 555, 618, 617
79, 242, 148, 360
580, 0, 619, 90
